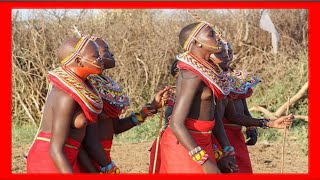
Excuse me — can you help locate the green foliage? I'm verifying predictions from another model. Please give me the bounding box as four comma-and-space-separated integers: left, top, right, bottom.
114, 115, 160, 143
246, 50, 308, 116
12, 122, 37, 146
256, 121, 308, 155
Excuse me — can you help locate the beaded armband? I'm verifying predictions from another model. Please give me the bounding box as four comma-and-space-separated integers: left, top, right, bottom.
142, 103, 158, 117
222, 146, 235, 156
213, 144, 223, 161
100, 161, 120, 174
191, 149, 209, 165
188, 146, 202, 156
130, 111, 144, 126
259, 118, 270, 129
215, 145, 235, 162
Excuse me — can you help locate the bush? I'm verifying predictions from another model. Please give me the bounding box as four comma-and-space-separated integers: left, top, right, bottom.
12, 9, 308, 127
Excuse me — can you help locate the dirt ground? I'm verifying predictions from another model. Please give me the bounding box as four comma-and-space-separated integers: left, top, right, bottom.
12, 140, 308, 174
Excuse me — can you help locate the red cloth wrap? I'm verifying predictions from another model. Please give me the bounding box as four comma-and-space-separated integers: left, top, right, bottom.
100, 139, 113, 161
153, 118, 216, 173
78, 139, 113, 173
222, 117, 241, 127
103, 102, 122, 119
228, 88, 253, 100
48, 74, 98, 123
27, 132, 81, 173
211, 118, 253, 173
167, 98, 175, 108
92, 139, 113, 171
177, 61, 225, 100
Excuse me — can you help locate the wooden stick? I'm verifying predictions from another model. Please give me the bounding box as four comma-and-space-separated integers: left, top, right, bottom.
281, 97, 290, 173
152, 99, 165, 174
275, 82, 308, 117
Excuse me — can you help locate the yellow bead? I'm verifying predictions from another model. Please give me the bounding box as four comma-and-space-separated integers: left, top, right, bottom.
116, 168, 120, 174
195, 153, 201, 161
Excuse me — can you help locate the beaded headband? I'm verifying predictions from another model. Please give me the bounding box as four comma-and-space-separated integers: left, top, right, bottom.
187, 10, 224, 39
183, 22, 209, 51
183, 10, 226, 52
186, 10, 233, 62
60, 35, 92, 65
60, 26, 99, 66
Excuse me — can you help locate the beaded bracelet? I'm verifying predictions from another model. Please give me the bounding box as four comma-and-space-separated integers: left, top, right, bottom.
192, 149, 209, 165
100, 161, 120, 174
222, 145, 235, 156
214, 145, 235, 162
142, 103, 158, 116
130, 111, 144, 126
259, 118, 270, 129
212, 144, 223, 161
146, 103, 158, 113
188, 146, 202, 156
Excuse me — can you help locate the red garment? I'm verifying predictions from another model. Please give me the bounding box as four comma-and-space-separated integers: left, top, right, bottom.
48, 66, 103, 123
103, 102, 122, 118
100, 139, 113, 162
157, 118, 216, 173
27, 132, 81, 173
93, 139, 113, 170
167, 98, 175, 108
149, 137, 161, 174
211, 118, 253, 173
78, 139, 113, 173
228, 88, 253, 100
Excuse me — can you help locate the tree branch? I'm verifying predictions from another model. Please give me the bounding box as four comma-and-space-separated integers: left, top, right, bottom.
274, 82, 308, 117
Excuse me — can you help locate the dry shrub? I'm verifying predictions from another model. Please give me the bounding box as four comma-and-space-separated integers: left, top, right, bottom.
12, 9, 308, 125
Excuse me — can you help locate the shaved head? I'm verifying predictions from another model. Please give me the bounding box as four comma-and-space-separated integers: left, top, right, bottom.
178, 22, 200, 48
57, 37, 80, 62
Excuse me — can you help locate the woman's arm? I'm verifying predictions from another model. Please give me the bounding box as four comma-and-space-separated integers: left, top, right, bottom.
50, 92, 77, 173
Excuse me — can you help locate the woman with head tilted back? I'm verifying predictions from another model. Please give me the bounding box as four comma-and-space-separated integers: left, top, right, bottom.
156, 21, 232, 174
26, 36, 104, 173
68, 36, 170, 174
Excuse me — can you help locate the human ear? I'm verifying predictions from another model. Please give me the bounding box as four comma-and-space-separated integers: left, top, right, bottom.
75, 57, 83, 67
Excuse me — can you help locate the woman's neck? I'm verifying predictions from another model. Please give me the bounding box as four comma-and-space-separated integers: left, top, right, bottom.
189, 50, 209, 61
67, 66, 89, 81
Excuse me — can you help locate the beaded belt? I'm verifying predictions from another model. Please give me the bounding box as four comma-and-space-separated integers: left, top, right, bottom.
188, 130, 212, 134
104, 148, 111, 151
36, 137, 78, 149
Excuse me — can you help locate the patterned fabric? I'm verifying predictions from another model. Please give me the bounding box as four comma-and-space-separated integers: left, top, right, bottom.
87, 74, 130, 118
227, 69, 260, 100
176, 52, 230, 99
228, 88, 254, 100
48, 66, 103, 122
228, 70, 261, 94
